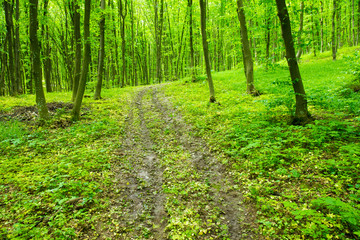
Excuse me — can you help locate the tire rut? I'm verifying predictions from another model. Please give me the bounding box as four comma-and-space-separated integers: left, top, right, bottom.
96, 89, 167, 239
149, 86, 259, 239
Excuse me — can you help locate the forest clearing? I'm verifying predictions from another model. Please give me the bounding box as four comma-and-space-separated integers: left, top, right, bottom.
1, 0, 360, 239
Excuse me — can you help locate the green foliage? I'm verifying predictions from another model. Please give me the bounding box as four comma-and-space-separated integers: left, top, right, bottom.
344, 50, 360, 82
164, 48, 360, 239
0, 88, 130, 239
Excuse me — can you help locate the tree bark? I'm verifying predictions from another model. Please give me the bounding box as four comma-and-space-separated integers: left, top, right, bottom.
320, 1, 324, 52
29, 0, 49, 120
332, 0, 337, 60
155, 0, 164, 83
311, 3, 317, 57
42, 0, 52, 93
71, 0, 81, 101
14, 0, 22, 94
188, 0, 196, 82
119, 0, 127, 87
3, 0, 16, 96
94, 0, 106, 100
199, 0, 215, 102
72, 0, 91, 121
296, 1, 304, 59
237, 0, 257, 95
275, 0, 311, 124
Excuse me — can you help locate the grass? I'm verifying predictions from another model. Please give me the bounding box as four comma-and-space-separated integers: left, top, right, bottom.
164, 47, 360, 239
0, 46, 359, 239
0, 87, 135, 239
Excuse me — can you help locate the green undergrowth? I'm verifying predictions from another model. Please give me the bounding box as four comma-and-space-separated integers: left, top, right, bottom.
164, 48, 360, 239
142, 92, 229, 239
0, 88, 134, 239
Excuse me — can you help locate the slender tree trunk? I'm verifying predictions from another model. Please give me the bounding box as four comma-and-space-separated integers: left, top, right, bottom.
130, 0, 137, 86
188, 0, 196, 82
175, 15, 187, 80
3, 0, 16, 96
352, 0, 355, 45
155, 0, 164, 83
119, 0, 127, 87
320, 1, 324, 52
311, 4, 317, 57
42, 0, 52, 93
265, 8, 271, 69
237, 0, 257, 95
29, 0, 49, 120
275, 0, 311, 124
199, 0, 215, 102
71, 0, 81, 101
296, 0, 305, 59
72, 0, 91, 121
332, 0, 337, 60
94, 0, 105, 100
14, 0, 22, 94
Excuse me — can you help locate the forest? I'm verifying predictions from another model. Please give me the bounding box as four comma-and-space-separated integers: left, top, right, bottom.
0, 0, 360, 239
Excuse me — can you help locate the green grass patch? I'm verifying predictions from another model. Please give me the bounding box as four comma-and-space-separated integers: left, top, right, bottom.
0, 87, 134, 239
164, 47, 360, 239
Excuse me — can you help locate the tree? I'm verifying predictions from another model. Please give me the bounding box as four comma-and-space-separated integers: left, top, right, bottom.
296, 0, 305, 59
332, 0, 337, 60
29, 0, 49, 120
188, 0, 196, 82
154, 0, 164, 83
3, 0, 16, 96
119, 0, 128, 87
94, 0, 106, 100
72, 0, 91, 121
71, 0, 82, 101
275, 0, 311, 124
237, 0, 258, 96
199, 0, 215, 103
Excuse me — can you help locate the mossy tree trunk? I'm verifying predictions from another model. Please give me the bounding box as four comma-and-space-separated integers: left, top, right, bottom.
237, 0, 257, 96
72, 0, 91, 121
71, 0, 81, 101
275, 0, 311, 124
29, 0, 49, 120
94, 0, 106, 100
199, 0, 215, 103
332, 0, 337, 60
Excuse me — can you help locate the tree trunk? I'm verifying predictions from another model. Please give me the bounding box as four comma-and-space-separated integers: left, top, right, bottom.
332, 0, 337, 60
275, 0, 311, 124
42, 0, 52, 93
155, 0, 164, 83
14, 0, 22, 94
296, 1, 305, 59
94, 0, 105, 100
311, 4, 317, 57
72, 0, 91, 121
188, 0, 196, 82
119, 0, 127, 87
130, 0, 137, 86
199, 0, 215, 102
320, 1, 324, 52
3, 0, 16, 96
29, 0, 49, 120
237, 0, 257, 95
71, 0, 81, 101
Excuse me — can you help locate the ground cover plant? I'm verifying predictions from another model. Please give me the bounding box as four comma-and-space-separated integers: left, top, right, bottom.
0, 47, 359, 239
164, 47, 360, 239
0, 88, 133, 239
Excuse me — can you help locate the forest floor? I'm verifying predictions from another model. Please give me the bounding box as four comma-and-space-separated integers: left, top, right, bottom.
87, 86, 259, 239
1, 47, 360, 239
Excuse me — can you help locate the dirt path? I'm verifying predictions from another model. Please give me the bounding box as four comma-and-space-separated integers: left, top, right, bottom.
94, 86, 259, 239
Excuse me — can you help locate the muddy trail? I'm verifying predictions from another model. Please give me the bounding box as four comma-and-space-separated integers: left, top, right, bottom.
92, 86, 259, 239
